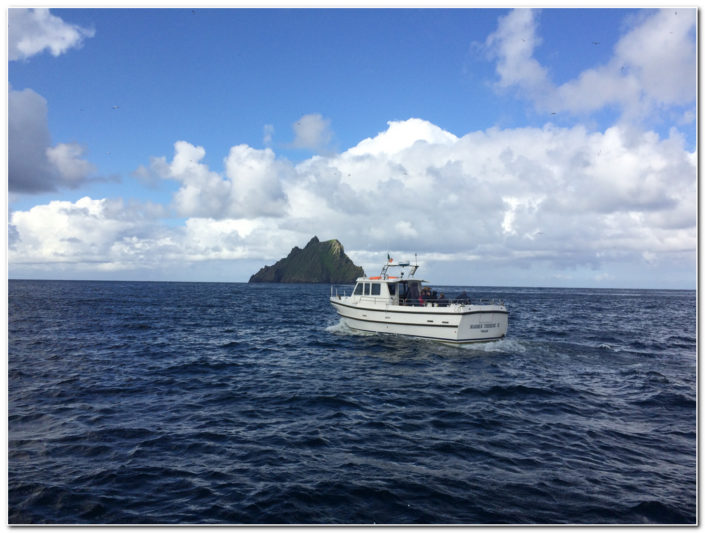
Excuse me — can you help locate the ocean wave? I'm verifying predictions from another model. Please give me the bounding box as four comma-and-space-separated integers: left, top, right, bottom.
628, 500, 693, 524
633, 391, 696, 409
9, 281, 695, 524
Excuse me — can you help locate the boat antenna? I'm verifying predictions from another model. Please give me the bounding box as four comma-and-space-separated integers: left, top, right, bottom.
409, 253, 419, 277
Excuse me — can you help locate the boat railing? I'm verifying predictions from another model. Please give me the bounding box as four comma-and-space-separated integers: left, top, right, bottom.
331, 286, 348, 299
459, 297, 505, 306
329, 286, 395, 304
397, 297, 504, 307
330, 286, 503, 307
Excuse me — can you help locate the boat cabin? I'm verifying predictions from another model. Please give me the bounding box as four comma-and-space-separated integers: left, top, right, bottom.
345, 259, 452, 307
350, 278, 433, 307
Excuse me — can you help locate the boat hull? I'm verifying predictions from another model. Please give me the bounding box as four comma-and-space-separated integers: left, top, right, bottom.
330, 298, 508, 344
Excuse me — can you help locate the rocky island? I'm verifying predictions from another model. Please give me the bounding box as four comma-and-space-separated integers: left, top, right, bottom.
249, 236, 365, 283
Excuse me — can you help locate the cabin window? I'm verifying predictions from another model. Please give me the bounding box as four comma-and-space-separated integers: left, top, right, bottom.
364, 283, 370, 295
371, 283, 381, 296
353, 283, 363, 295
399, 282, 408, 299
388, 283, 396, 296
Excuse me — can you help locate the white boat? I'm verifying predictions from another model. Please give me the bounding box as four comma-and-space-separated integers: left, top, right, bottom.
330, 258, 508, 344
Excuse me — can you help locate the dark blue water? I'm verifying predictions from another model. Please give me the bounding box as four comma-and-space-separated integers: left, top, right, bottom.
8, 280, 696, 524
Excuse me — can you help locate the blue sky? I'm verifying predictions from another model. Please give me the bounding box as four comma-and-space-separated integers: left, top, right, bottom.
7, 8, 697, 288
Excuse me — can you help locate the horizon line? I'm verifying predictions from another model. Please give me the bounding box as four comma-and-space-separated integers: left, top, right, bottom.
6, 277, 696, 292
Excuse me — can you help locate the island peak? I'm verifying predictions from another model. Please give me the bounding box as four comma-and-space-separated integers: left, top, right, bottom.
249, 237, 364, 283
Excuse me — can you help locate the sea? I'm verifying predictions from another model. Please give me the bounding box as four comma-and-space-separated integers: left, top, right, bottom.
8, 280, 697, 524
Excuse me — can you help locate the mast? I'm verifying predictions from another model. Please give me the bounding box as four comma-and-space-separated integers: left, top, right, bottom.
410, 253, 418, 277
379, 254, 419, 279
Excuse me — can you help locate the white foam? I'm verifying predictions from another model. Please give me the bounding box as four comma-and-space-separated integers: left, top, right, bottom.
325, 319, 374, 337
457, 337, 527, 353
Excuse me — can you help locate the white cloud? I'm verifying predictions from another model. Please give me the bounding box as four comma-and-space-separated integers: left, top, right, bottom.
224, 144, 289, 217
9, 118, 696, 286
346, 118, 458, 157
161, 140, 231, 217
484, 8, 695, 121
9, 8, 95, 61
263, 124, 274, 146
144, 140, 290, 218
291, 113, 333, 152
484, 9, 550, 96
394, 220, 418, 238
9, 197, 160, 270
8, 10, 96, 193
9, 87, 96, 193
8, 196, 300, 276
613, 9, 695, 105
46, 143, 97, 186
284, 119, 695, 276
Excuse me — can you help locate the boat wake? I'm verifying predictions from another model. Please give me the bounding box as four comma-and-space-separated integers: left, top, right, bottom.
325, 319, 375, 337
456, 337, 526, 354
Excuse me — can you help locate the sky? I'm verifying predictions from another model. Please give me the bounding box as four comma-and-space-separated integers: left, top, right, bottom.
6, 7, 697, 288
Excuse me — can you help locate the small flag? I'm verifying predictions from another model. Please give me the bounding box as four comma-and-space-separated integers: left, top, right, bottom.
387, 254, 393, 263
